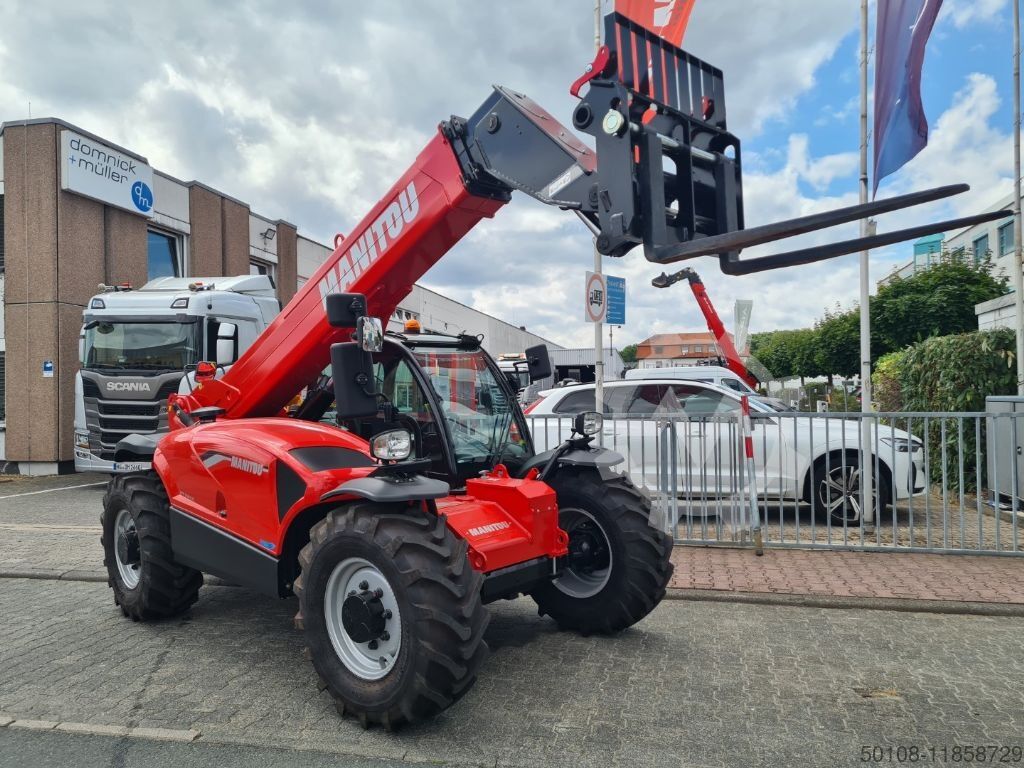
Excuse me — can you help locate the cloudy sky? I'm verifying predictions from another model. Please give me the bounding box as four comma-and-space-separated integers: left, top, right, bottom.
0, 0, 1016, 347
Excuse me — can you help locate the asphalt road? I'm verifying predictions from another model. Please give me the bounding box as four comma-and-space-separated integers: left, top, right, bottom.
1, 476, 1023, 767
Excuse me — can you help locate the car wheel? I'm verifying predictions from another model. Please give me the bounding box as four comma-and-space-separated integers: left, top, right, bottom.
812, 454, 891, 525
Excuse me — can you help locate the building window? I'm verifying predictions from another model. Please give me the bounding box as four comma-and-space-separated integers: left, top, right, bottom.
973, 234, 990, 264
249, 259, 276, 287
999, 222, 1015, 256
147, 230, 181, 280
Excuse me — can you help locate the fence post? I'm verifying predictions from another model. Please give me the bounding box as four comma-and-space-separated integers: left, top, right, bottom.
741, 396, 764, 555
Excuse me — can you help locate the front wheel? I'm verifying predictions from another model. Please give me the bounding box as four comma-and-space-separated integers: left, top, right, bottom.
530, 469, 673, 634
293, 502, 489, 729
101, 472, 202, 621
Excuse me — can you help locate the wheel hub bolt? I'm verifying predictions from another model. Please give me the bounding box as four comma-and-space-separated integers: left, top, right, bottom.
359, 581, 369, 591
348, 590, 356, 597
373, 588, 384, 598
383, 609, 392, 620
368, 640, 379, 650
380, 631, 390, 641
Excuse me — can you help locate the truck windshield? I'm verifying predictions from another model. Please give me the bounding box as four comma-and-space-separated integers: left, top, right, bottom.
411, 349, 530, 470
83, 321, 199, 371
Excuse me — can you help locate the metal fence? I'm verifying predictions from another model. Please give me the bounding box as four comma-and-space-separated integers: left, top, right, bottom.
526, 410, 1024, 555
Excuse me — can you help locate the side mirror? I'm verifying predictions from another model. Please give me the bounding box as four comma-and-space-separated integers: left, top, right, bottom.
357, 316, 383, 353
525, 344, 552, 383
331, 342, 379, 419
326, 293, 368, 327
215, 322, 238, 364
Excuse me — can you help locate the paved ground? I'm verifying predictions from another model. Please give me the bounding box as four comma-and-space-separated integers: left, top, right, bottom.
3, 577, 1024, 768
669, 547, 1024, 605
3, 474, 1024, 765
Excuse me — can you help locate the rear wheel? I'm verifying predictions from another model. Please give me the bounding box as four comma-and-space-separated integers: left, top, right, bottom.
101, 472, 202, 621
293, 502, 489, 729
530, 469, 673, 634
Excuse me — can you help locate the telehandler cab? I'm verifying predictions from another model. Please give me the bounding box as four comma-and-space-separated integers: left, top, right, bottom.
101, 13, 1006, 728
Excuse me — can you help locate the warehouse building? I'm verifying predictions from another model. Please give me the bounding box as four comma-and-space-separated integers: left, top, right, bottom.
0, 117, 560, 474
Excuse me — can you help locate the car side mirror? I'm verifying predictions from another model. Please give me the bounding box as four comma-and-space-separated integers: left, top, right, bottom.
357, 316, 383, 353
525, 344, 552, 383
331, 342, 379, 419
215, 322, 238, 364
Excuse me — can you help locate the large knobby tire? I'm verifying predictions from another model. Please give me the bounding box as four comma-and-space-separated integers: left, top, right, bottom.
530, 469, 673, 634
293, 503, 489, 730
101, 472, 202, 621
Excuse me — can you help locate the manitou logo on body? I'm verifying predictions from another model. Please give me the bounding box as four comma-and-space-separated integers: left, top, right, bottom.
105, 381, 153, 393
230, 456, 268, 477
317, 181, 420, 307
467, 521, 512, 537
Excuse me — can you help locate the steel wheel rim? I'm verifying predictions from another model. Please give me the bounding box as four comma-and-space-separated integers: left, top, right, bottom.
554, 507, 613, 598
114, 508, 141, 590
324, 557, 402, 681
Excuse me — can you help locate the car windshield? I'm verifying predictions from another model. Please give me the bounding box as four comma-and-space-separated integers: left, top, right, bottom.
412, 348, 530, 467
83, 321, 199, 371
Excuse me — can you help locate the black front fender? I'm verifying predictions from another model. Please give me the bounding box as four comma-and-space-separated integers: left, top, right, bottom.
320, 475, 450, 504
517, 446, 625, 478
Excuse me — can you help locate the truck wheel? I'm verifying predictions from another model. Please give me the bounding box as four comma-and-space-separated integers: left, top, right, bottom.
531, 470, 673, 634
101, 472, 202, 621
293, 503, 489, 729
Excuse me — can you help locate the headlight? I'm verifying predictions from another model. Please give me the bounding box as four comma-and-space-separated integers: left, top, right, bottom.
370, 429, 412, 461
881, 436, 922, 453
74, 431, 90, 449
573, 411, 603, 436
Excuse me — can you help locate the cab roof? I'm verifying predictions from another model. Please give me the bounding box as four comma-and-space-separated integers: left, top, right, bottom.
387, 330, 483, 350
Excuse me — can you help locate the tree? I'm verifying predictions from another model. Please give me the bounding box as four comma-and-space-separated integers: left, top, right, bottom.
872, 256, 1007, 353
619, 343, 638, 364
814, 306, 860, 384
749, 328, 820, 384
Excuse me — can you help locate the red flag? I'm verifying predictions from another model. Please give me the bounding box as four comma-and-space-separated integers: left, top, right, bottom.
615, 0, 697, 46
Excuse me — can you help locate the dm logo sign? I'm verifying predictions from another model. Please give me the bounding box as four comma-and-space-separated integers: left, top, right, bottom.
131, 181, 154, 213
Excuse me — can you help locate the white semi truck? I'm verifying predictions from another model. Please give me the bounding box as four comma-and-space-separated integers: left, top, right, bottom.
74, 276, 280, 472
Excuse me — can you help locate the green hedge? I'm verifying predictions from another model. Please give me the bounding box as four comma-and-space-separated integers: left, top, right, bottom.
899, 329, 1016, 412
883, 329, 1017, 492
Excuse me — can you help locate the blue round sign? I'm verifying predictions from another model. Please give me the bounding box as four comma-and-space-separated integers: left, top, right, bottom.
131, 181, 153, 213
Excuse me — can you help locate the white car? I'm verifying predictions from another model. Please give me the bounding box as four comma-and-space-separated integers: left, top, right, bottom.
525, 379, 926, 523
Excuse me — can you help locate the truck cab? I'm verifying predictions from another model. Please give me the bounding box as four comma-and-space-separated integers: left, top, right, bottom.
74, 275, 280, 472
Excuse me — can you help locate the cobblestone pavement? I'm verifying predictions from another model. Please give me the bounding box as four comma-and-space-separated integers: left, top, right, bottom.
2, 577, 1024, 768
670, 494, 1024, 553
670, 547, 1024, 605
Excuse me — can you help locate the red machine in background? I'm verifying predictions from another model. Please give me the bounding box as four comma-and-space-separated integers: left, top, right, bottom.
652, 267, 758, 389
100, 12, 1008, 729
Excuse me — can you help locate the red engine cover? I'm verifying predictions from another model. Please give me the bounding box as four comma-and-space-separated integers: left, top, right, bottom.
437, 467, 568, 572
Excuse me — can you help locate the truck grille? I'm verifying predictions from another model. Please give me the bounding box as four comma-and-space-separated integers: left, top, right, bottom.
81, 376, 181, 460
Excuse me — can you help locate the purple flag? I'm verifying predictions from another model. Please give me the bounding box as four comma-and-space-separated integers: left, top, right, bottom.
873, 0, 944, 194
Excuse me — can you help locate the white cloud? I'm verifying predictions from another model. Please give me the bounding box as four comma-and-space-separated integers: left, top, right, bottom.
0, 2, 1011, 351
940, 0, 1007, 29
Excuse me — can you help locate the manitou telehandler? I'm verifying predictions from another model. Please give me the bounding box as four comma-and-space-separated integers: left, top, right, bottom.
100, 13, 1008, 728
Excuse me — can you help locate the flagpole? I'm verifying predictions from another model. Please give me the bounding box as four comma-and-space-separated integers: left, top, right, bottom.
593, 0, 605, 427
1013, 0, 1024, 394
859, 0, 875, 527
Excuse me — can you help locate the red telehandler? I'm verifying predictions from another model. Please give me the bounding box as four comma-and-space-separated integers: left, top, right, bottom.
652, 266, 758, 389
100, 13, 1008, 728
